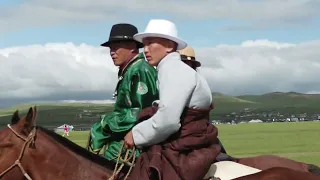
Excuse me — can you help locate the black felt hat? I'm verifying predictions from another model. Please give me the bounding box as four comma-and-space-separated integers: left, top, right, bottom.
101, 23, 144, 48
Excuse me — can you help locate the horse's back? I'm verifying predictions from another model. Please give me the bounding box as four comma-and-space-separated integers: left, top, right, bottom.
203, 161, 319, 180
233, 167, 320, 180
203, 161, 261, 180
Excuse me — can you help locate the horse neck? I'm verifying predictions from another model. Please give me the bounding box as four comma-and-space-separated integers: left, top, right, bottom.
29, 130, 113, 180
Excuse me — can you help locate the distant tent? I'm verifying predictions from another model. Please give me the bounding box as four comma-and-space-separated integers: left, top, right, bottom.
54, 124, 74, 133
248, 119, 263, 123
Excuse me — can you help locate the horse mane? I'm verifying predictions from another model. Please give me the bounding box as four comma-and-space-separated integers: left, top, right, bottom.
36, 126, 118, 170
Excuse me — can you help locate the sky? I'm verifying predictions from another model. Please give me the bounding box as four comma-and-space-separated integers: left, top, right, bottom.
0, 0, 320, 108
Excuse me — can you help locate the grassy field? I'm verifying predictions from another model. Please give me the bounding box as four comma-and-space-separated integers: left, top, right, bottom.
60, 121, 320, 166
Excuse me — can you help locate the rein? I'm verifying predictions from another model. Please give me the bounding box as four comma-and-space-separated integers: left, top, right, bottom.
86, 131, 136, 180
0, 124, 36, 180
108, 142, 136, 180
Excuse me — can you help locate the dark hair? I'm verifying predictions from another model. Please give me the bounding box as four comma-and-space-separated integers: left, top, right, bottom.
182, 60, 198, 70
181, 55, 200, 70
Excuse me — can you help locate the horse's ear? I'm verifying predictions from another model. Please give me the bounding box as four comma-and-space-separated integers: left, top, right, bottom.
11, 110, 20, 125
26, 106, 37, 126
32, 106, 37, 125
18, 107, 36, 135
25, 107, 34, 124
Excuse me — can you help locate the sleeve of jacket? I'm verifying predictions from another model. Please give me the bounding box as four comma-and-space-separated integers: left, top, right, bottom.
132, 62, 197, 147
103, 65, 158, 133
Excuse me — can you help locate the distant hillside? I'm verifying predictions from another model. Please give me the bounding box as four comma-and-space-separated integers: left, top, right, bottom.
0, 103, 115, 129
0, 91, 319, 128
212, 92, 256, 103
0, 103, 111, 117
212, 91, 320, 117
237, 92, 320, 108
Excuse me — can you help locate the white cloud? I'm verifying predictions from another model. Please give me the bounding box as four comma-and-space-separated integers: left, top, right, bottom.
0, 43, 118, 100
0, 39, 319, 104
1, 0, 319, 32
196, 40, 320, 95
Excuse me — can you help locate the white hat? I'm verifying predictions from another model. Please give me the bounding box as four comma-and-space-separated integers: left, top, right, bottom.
133, 19, 187, 50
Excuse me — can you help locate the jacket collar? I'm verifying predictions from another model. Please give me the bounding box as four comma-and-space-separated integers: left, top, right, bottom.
118, 53, 143, 77
157, 52, 180, 71
113, 52, 144, 99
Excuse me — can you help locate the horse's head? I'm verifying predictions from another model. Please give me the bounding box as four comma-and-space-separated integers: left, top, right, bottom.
0, 106, 118, 179
0, 106, 37, 180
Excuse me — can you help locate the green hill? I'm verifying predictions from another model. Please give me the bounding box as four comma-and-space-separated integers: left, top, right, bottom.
0, 103, 115, 129
0, 103, 110, 117
0, 91, 319, 128
212, 92, 257, 103
236, 92, 320, 113
211, 92, 320, 121
238, 92, 320, 105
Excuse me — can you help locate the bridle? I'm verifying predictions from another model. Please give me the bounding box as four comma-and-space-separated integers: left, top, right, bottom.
0, 124, 37, 180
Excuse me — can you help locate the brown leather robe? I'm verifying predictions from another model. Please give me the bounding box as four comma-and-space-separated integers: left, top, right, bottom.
127, 105, 221, 180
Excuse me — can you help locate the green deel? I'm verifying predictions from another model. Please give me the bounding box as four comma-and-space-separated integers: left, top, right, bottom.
90, 53, 159, 163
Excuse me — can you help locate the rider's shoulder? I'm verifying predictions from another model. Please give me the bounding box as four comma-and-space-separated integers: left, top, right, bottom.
131, 57, 156, 73
125, 64, 156, 80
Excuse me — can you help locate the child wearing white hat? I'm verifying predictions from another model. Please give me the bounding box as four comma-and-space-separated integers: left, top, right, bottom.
124, 19, 221, 180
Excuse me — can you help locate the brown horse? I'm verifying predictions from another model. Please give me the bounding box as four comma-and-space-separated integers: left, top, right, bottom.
0, 106, 132, 180
214, 140, 320, 177
230, 155, 320, 179
233, 167, 320, 180
234, 154, 319, 174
